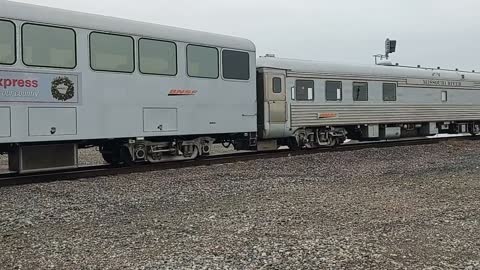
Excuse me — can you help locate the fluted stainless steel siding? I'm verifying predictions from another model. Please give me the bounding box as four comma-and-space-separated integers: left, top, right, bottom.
291, 104, 480, 127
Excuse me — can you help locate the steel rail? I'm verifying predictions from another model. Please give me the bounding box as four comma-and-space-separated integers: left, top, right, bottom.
0, 136, 477, 187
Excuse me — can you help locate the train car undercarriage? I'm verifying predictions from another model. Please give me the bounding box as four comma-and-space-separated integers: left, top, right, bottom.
2, 133, 257, 174
2, 121, 480, 174
283, 121, 480, 150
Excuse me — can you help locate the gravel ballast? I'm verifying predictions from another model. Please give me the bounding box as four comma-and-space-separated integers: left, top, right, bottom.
0, 141, 479, 269
0, 145, 236, 172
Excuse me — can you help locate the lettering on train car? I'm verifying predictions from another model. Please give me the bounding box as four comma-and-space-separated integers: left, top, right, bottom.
406, 79, 475, 88
168, 89, 198, 96
422, 80, 461, 87
0, 70, 79, 103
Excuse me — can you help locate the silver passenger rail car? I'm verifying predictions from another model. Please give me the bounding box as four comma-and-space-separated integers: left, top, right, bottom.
256, 57, 480, 149
0, 1, 257, 173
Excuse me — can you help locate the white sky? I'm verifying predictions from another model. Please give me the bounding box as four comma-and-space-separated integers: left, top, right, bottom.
14, 0, 480, 70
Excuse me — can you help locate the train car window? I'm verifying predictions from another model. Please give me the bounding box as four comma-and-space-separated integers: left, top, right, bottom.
273, 77, 282, 93
383, 83, 397, 101
139, 38, 177, 76
442, 91, 448, 102
22, 23, 76, 69
326, 81, 342, 101
0, 20, 15, 65
90, 32, 134, 73
187, 45, 219, 79
295, 80, 314, 101
353, 82, 368, 101
222, 50, 249, 80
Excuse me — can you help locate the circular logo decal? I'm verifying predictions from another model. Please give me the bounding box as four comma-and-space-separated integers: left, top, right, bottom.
51, 76, 75, 101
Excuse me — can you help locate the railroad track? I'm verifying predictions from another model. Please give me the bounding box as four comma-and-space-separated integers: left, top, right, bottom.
0, 136, 477, 187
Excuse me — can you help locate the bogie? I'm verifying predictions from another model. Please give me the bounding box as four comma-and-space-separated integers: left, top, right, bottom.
290, 127, 348, 149
99, 138, 215, 165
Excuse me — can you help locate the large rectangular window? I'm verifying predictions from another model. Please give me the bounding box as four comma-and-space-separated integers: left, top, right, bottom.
90, 32, 134, 73
326, 81, 342, 101
0, 20, 15, 65
353, 82, 368, 101
295, 80, 314, 101
187, 45, 218, 79
139, 38, 177, 76
22, 23, 76, 68
222, 50, 249, 80
383, 83, 397, 101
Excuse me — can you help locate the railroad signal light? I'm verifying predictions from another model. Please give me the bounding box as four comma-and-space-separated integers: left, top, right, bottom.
375, 38, 398, 64
385, 38, 397, 58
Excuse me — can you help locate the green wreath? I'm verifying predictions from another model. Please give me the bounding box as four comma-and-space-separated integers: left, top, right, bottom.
51, 76, 75, 101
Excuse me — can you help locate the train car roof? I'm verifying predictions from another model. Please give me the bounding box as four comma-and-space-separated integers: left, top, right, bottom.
257, 57, 480, 82
0, 1, 256, 52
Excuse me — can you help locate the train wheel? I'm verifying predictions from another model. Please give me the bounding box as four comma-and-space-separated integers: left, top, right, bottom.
120, 146, 137, 166
327, 136, 340, 147
100, 143, 121, 165
102, 152, 120, 165
287, 138, 301, 150
182, 145, 200, 159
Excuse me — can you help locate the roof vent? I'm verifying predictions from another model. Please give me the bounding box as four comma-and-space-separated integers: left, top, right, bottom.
377, 60, 394, 66
264, 54, 276, 58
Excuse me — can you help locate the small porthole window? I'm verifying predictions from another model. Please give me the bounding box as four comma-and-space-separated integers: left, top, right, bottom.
442, 91, 448, 102
273, 77, 282, 93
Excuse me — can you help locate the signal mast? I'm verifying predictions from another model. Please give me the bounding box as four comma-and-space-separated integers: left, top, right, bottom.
374, 38, 397, 65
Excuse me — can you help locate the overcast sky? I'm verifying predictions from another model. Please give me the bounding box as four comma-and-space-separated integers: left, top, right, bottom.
14, 0, 480, 70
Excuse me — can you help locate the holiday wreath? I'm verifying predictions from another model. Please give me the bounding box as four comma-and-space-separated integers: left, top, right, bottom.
51, 76, 75, 101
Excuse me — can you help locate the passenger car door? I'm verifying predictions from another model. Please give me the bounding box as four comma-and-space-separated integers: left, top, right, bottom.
266, 74, 287, 123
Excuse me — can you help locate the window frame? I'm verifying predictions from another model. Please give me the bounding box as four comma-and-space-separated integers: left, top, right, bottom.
21, 22, 77, 69
383, 82, 397, 102
272, 77, 282, 94
295, 79, 315, 101
186, 44, 219, 79
325, 80, 343, 101
441, 91, 448, 102
352, 81, 369, 102
138, 38, 177, 76
0, 19, 16, 66
89, 31, 135, 73
221, 49, 250, 81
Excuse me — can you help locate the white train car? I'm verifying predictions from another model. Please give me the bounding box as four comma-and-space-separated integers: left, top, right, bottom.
256, 57, 480, 148
0, 1, 257, 172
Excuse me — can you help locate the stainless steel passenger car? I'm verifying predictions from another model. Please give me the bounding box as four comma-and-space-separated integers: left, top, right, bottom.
256, 57, 480, 149
0, 2, 257, 172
